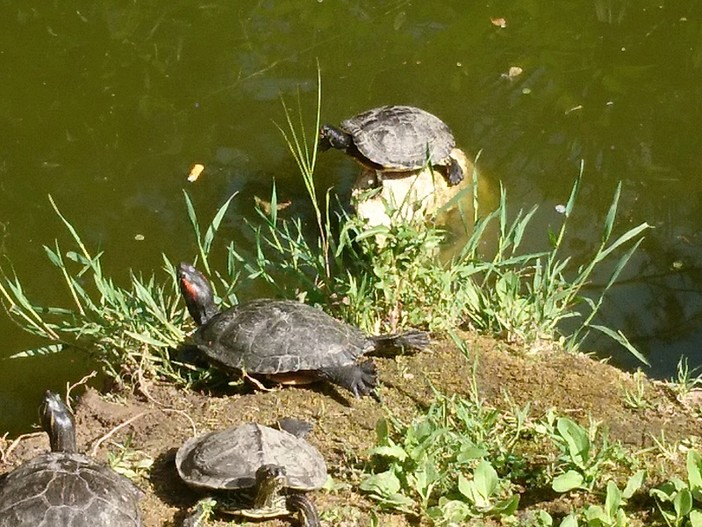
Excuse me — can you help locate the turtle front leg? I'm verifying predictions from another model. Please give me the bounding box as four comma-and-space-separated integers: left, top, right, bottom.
287, 493, 322, 527
318, 360, 377, 398
182, 497, 217, 527
446, 155, 465, 186
319, 124, 354, 152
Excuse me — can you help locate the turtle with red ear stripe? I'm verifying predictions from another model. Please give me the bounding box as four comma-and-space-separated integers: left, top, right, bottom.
177, 262, 430, 398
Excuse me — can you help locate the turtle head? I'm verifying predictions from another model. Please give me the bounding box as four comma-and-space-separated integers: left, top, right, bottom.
253, 464, 288, 510
178, 262, 219, 326
40, 391, 77, 453
318, 124, 353, 153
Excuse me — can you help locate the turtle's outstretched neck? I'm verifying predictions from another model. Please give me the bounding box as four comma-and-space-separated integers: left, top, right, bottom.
40, 391, 77, 453
370, 329, 430, 355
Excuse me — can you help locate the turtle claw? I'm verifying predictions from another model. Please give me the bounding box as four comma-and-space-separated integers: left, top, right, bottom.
320, 360, 377, 398
349, 360, 377, 398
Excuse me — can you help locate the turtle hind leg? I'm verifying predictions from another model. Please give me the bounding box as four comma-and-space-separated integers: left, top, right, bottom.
287, 493, 321, 527
277, 417, 314, 438
370, 329, 430, 355
446, 155, 465, 186
318, 360, 377, 398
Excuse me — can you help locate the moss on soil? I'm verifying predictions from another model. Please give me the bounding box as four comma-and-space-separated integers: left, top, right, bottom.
1, 331, 700, 526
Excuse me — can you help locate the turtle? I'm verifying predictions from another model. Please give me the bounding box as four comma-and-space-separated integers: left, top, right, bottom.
0, 391, 144, 527
175, 419, 327, 527
319, 105, 465, 186
177, 262, 430, 398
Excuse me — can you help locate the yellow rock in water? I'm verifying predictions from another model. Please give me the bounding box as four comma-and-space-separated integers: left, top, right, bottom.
351, 148, 495, 232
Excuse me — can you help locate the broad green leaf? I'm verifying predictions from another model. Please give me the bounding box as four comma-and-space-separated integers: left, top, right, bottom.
457, 473, 477, 501
535, 510, 554, 526
689, 509, 702, 527
457, 445, 488, 463
622, 470, 645, 499
493, 494, 520, 516
604, 480, 622, 518
410, 459, 439, 498
552, 470, 584, 493
557, 417, 590, 468
687, 450, 702, 492
673, 488, 693, 518
650, 486, 675, 503
360, 470, 401, 497
383, 493, 416, 511
375, 418, 390, 442
559, 513, 579, 527
431, 499, 471, 522
583, 504, 607, 524
473, 460, 499, 499
370, 445, 408, 461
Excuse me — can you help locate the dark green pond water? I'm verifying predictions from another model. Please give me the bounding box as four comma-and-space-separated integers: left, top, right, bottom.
1, 1, 701, 434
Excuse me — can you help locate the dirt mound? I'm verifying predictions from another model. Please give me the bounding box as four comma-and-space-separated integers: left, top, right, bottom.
1, 332, 699, 526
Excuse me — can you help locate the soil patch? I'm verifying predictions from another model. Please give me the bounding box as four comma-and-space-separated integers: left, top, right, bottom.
1, 331, 700, 526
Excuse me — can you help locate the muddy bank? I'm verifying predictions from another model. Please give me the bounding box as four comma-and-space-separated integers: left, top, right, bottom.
1, 332, 699, 526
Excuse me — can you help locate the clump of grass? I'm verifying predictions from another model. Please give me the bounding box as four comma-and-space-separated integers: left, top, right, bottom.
622, 369, 654, 410
666, 356, 702, 401
106, 435, 154, 480
0, 193, 236, 387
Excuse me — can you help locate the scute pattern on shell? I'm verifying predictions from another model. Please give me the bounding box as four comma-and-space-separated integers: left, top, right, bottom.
176, 423, 327, 490
190, 299, 372, 374
341, 105, 455, 171
0, 452, 143, 527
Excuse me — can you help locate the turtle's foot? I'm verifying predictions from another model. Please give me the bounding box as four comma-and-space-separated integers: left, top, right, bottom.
183, 497, 217, 527
447, 156, 465, 186
287, 493, 322, 527
319, 360, 377, 398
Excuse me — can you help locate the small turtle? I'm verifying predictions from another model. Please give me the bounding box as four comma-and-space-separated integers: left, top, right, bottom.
0, 391, 144, 527
175, 420, 327, 527
178, 262, 430, 397
319, 105, 464, 186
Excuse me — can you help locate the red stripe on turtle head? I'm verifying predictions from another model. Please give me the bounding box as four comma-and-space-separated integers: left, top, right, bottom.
179, 274, 198, 300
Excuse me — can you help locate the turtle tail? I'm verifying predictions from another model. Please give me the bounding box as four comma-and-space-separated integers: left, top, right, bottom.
370, 329, 430, 355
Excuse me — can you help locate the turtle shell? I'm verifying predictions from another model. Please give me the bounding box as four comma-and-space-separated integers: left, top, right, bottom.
0, 451, 143, 527
341, 105, 455, 171
175, 423, 327, 491
189, 299, 372, 375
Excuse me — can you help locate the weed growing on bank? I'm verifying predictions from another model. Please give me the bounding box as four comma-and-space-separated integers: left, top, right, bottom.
0, 194, 236, 387
359, 369, 702, 526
